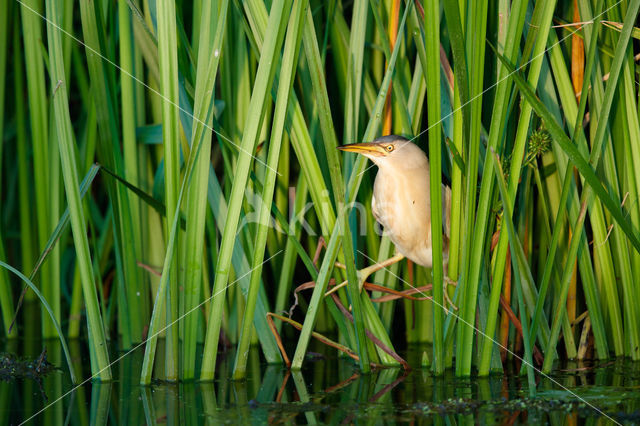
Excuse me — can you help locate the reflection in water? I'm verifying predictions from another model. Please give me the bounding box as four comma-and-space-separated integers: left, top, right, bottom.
3, 340, 640, 424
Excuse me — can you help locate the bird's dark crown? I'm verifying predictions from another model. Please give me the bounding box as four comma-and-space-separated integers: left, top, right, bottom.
372, 135, 410, 144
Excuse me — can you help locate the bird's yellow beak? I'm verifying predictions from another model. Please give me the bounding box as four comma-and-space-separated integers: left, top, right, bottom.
337, 142, 385, 157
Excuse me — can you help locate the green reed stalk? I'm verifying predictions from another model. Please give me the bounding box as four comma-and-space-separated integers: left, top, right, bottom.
555, 7, 622, 357
292, 3, 410, 369
200, 0, 292, 381
0, 0, 15, 338
139, 195, 182, 384
478, 0, 557, 375
155, 0, 181, 380
492, 151, 536, 394
14, 30, 35, 297
343, 0, 367, 144
457, 0, 527, 376
119, 0, 147, 324
0, 238, 14, 338
6, 0, 640, 385
182, 0, 228, 380
443, 0, 464, 282
302, 3, 371, 372
423, 0, 445, 375
20, 0, 59, 336
48, 105, 63, 338
498, 0, 640, 371
243, 1, 338, 239
274, 175, 308, 332
542, 193, 590, 372
328, 5, 349, 107
80, 0, 145, 348
205, 168, 281, 363
619, 51, 640, 299
70, 105, 99, 339
45, 0, 111, 381
530, 2, 631, 361
140, 84, 220, 385
540, 6, 614, 357
311, 2, 402, 363
580, 0, 640, 359
0, 0, 6, 197
620, 67, 640, 350
450, 0, 487, 357
233, 0, 306, 379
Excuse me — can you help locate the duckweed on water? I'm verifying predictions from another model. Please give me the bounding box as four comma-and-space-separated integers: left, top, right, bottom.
0, 349, 56, 382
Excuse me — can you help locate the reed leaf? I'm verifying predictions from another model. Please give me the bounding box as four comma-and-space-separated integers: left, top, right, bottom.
140, 79, 219, 385
478, 0, 557, 375
20, 0, 60, 337
496, 0, 640, 369
456, 0, 528, 377
291, 2, 411, 369
200, 0, 292, 381
423, 0, 445, 375
181, 0, 229, 381
492, 148, 536, 395
155, 0, 181, 381
0, 261, 76, 383
46, 0, 111, 381
79, 0, 144, 347
233, 0, 306, 379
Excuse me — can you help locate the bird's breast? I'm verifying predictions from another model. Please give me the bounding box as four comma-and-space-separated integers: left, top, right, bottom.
372, 168, 434, 267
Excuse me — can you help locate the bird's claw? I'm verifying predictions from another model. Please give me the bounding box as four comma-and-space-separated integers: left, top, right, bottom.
325, 264, 370, 297
443, 277, 458, 313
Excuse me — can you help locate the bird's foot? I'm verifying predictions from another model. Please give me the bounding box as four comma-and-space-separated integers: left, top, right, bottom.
325, 267, 369, 296
325, 253, 405, 296
443, 276, 458, 313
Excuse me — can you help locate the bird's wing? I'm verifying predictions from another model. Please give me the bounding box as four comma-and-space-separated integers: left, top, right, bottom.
442, 184, 452, 238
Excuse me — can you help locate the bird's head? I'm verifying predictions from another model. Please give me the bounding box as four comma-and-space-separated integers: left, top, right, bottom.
338, 135, 426, 169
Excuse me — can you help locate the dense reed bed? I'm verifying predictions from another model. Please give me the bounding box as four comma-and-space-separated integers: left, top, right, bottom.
1, 0, 639, 385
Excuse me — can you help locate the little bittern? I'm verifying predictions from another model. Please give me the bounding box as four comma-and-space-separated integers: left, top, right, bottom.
329, 135, 453, 298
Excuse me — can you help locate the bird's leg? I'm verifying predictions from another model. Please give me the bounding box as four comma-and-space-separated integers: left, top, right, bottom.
326, 253, 406, 296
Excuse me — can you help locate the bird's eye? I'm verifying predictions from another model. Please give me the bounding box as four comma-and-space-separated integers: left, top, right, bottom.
385, 145, 394, 152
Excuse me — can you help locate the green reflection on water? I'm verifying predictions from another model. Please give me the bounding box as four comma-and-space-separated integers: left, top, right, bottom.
3, 341, 640, 424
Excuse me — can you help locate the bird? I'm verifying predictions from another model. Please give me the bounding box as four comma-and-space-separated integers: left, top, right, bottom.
328, 135, 454, 304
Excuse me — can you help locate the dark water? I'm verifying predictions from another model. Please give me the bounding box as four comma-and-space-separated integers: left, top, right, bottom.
3, 337, 640, 425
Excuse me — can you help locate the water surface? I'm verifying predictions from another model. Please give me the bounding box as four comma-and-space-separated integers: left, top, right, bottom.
3, 339, 640, 425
